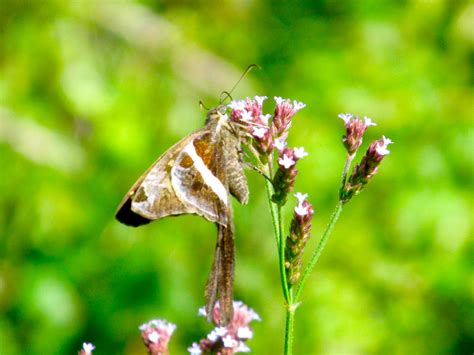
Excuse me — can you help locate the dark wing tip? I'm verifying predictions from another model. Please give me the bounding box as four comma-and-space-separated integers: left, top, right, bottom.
115, 197, 151, 227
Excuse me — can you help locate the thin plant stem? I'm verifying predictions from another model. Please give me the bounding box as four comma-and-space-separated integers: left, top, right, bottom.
294, 201, 343, 302
284, 295, 295, 355
262, 157, 291, 304
339, 154, 354, 199
264, 177, 291, 304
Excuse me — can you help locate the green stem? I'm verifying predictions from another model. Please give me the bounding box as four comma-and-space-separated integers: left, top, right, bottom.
284, 297, 295, 355
264, 177, 291, 304
294, 201, 344, 302
339, 154, 354, 199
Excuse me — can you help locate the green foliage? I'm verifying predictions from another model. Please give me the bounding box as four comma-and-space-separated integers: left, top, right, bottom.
0, 0, 471, 353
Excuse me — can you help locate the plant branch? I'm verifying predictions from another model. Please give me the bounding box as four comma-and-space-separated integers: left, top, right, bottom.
294, 201, 343, 302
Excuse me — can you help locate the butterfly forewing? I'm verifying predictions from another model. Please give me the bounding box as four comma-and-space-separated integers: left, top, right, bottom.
171, 131, 229, 225
115, 129, 205, 226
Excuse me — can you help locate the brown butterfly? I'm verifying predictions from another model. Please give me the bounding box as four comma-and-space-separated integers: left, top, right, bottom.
115, 105, 249, 324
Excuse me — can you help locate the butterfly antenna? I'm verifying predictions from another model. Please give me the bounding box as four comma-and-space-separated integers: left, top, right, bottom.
199, 100, 210, 111
219, 64, 261, 104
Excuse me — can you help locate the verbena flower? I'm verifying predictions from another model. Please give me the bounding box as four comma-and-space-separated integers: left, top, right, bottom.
285, 193, 314, 285
272, 147, 309, 205
190, 301, 260, 354
341, 136, 393, 202
339, 112, 376, 156
139, 319, 176, 355
228, 96, 306, 161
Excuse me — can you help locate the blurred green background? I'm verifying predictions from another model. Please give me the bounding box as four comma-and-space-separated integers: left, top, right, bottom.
0, 0, 472, 354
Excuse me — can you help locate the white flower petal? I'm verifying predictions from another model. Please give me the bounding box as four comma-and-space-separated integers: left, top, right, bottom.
293, 100, 306, 111
278, 154, 295, 169
252, 126, 267, 138
254, 96, 267, 105
364, 116, 376, 126
148, 331, 160, 344
294, 147, 308, 159
82, 343, 95, 352
295, 203, 309, 216
198, 306, 207, 316
294, 192, 308, 203
274, 138, 287, 151
188, 343, 202, 354
215, 326, 227, 337
236, 341, 251, 353
237, 326, 253, 339
338, 113, 353, 123
222, 335, 238, 348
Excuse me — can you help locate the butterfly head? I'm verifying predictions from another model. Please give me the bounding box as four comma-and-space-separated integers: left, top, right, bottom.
206, 104, 229, 125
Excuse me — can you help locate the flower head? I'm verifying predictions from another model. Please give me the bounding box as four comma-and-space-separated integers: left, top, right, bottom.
191, 301, 260, 354
340, 113, 376, 156
272, 97, 306, 142
139, 319, 176, 355
341, 136, 393, 202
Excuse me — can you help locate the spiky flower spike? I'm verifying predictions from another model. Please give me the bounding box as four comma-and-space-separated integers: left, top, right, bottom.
189, 301, 260, 354
285, 193, 314, 286
139, 319, 177, 355
341, 136, 393, 203
339, 113, 376, 157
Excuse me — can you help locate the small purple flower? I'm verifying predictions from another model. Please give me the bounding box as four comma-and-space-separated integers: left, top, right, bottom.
252, 126, 268, 139
274, 138, 287, 151
293, 147, 309, 159
278, 153, 296, 169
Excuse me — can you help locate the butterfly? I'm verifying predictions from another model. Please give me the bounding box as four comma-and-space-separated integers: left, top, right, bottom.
115, 105, 249, 324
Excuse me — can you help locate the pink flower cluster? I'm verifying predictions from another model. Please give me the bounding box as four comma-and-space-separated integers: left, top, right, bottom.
139, 319, 177, 355
339, 113, 376, 157
188, 301, 260, 354
229, 96, 306, 158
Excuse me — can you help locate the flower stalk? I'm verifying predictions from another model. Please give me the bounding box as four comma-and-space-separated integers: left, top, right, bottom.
229, 98, 392, 355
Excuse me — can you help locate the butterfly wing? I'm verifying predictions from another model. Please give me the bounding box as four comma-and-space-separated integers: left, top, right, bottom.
115, 129, 206, 226
171, 131, 230, 226
115, 127, 230, 227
